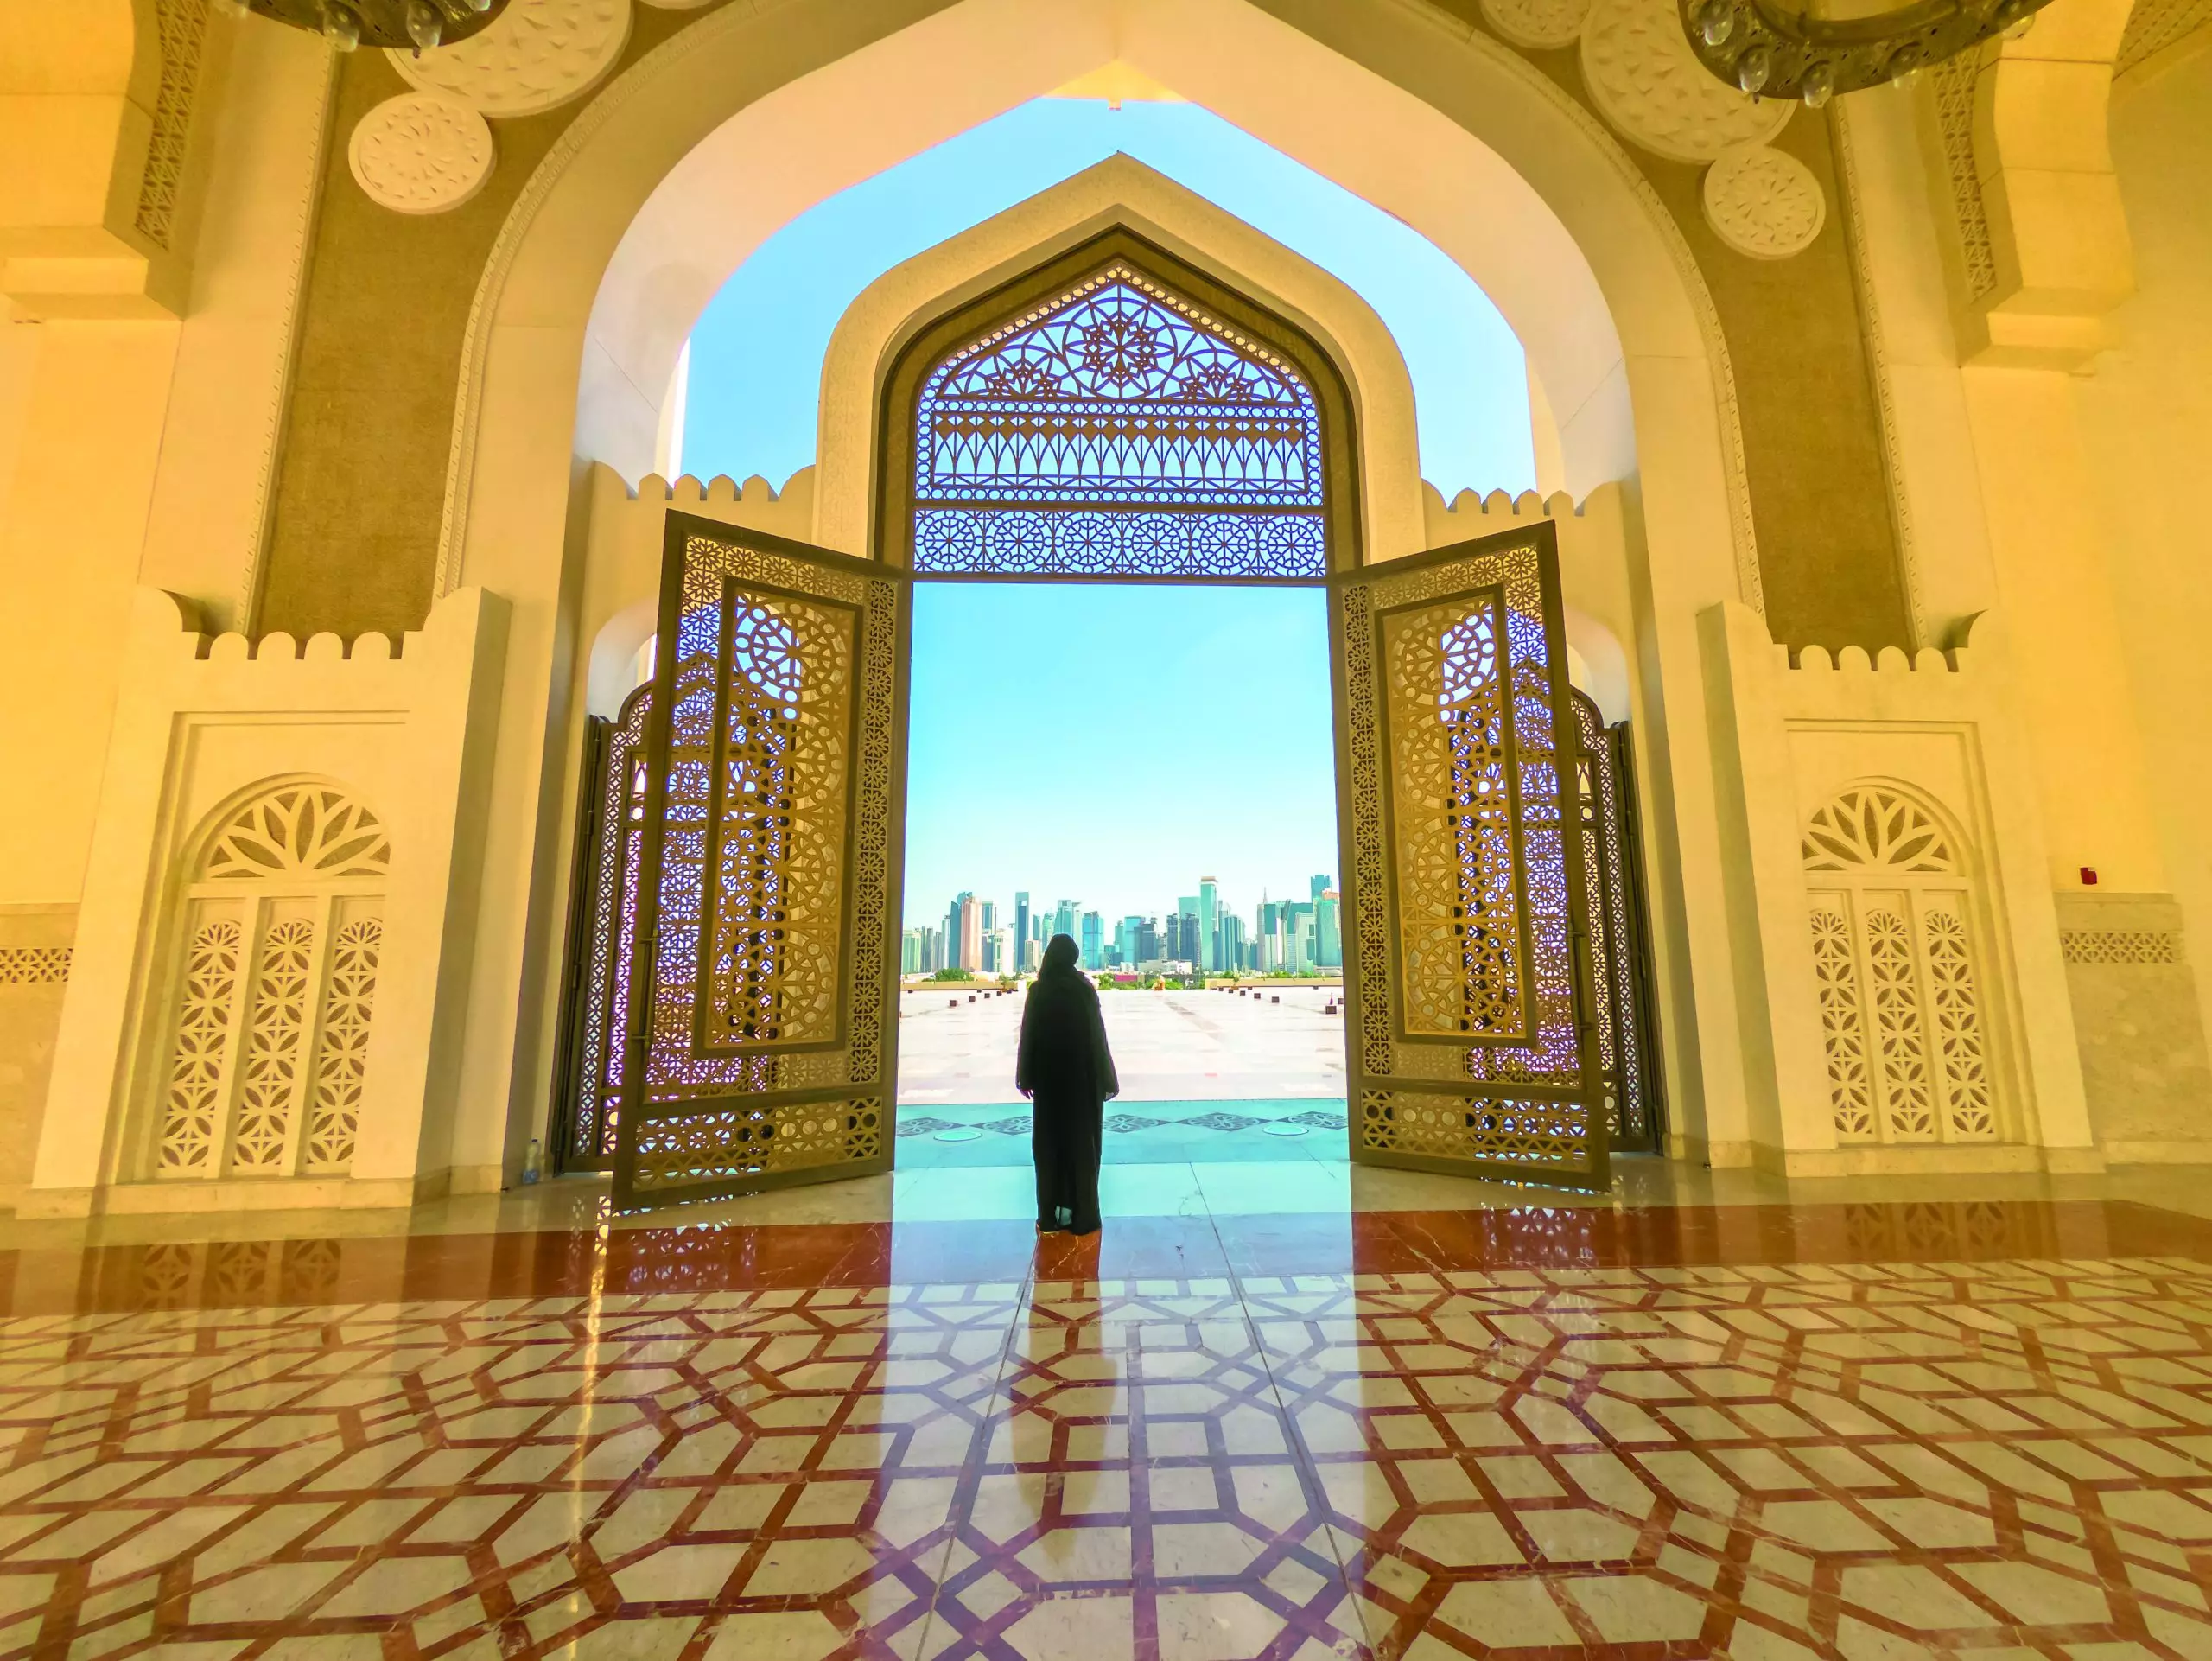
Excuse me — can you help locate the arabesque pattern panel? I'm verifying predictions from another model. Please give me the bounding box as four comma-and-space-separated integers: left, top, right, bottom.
1336, 527, 1605, 1187
911, 264, 1328, 579
1803, 786, 2001, 1147
150, 780, 387, 1183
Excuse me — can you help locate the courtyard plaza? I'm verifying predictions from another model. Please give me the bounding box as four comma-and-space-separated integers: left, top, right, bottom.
896, 984, 1350, 1177
5, 1141, 2212, 1658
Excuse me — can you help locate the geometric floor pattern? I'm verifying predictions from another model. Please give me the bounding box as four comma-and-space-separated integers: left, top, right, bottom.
6, 1251, 2212, 1658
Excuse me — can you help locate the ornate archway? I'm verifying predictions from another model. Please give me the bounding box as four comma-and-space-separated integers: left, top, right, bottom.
572, 245, 1620, 1206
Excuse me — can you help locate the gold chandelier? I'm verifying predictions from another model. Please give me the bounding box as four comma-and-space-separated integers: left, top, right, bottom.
225, 0, 509, 52
1675, 0, 2051, 102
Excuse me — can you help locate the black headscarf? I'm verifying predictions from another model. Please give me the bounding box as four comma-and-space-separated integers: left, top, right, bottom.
1018, 933, 1118, 1105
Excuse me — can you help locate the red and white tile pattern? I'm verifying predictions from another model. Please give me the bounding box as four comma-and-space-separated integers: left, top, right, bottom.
4, 1252, 2212, 1658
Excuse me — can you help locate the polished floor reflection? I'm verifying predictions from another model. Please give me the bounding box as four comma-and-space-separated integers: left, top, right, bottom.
4, 1197, 2212, 1658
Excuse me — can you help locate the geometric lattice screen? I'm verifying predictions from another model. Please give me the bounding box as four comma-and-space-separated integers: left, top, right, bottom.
1802, 785, 1999, 1145
613, 515, 909, 1212
1571, 690, 1663, 1155
909, 260, 1331, 581
1332, 523, 1610, 1192
152, 781, 386, 1181
550, 681, 652, 1169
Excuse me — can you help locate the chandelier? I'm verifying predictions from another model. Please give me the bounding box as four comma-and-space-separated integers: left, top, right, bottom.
1675, 0, 2051, 102
226, 0, 510, 52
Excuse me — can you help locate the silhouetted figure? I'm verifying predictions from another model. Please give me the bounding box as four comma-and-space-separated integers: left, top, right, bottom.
1017, 933, 1119, 1235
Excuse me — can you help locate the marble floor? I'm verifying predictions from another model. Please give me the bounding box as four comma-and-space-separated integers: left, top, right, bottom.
7, 1181, 2212, 1659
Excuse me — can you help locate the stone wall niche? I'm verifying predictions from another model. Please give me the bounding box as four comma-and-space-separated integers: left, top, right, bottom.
1702, 601, 2100, 1174
23, 586, 508, 1219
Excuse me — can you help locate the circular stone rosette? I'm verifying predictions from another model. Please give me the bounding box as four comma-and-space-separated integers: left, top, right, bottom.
1702, 144, 1827, 258
1579, 0, 1791, 163
390, 0, 632, 120
348, 93, 495, 215
1481, 0, 1593, 51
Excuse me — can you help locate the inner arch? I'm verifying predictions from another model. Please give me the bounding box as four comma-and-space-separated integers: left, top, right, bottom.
678, 97, 1539, 499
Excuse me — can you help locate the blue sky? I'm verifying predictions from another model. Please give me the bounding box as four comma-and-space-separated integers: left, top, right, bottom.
901, 584, 1338, 929
678, 95, 1535, 933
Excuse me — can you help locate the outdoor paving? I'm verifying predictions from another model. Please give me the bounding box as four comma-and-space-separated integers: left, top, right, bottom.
895, 984, 1348, 1169
896, 983, 1346, 1104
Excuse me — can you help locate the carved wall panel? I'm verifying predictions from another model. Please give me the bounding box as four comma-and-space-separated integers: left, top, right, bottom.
1802, 786, 1999, 1146
614, 519, 906, 1209
1336, 524, 1607, 1188
149, 782, 388, 1181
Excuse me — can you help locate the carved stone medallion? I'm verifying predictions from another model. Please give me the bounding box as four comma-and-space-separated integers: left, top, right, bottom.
348, 93, 495, 215
390, 0, 632, 119
1481, 0, 1593, 50
1580, 0, 1791, 163
1703, 144, 1826, 258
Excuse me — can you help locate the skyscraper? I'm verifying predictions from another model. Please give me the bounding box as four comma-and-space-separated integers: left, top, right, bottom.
981, 900, 998, 972
1080, 911, 1104, 971
1053, 899, 1078, 943
1198, 876, 1219, 973
1317, 890, 1342, 969
1014, 892, 1029, 958
1311, 873, 1332, 901
1218, 912, 1248, 973
957, 892, 981, 971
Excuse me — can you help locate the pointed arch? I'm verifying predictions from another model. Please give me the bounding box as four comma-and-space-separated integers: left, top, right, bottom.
875, 230, 1360, 577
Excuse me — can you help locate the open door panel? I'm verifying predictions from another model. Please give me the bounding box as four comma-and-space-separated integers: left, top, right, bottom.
1329, 520, 1610, 1192
613, 512, 911, 1212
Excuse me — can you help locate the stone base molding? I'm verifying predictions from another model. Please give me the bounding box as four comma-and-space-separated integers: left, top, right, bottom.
1759, 1142, 2107, 1179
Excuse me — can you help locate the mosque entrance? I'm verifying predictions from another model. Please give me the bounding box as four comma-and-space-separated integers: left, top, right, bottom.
551, 231, 1661, 1211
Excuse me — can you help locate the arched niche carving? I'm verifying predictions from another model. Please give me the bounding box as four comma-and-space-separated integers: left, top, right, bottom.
144, 777, 389, 1182
1799, 780, 2002, 1148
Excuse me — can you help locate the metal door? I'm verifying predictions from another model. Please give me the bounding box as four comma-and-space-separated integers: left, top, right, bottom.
1329, 521, 1610, 1190
613, 512, 911, 1211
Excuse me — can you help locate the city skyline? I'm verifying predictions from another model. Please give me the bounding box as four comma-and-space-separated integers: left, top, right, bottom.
904, 872, 1343, 977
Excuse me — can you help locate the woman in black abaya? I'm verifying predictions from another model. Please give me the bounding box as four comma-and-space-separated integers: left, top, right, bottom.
1016, 933, 1119, 1235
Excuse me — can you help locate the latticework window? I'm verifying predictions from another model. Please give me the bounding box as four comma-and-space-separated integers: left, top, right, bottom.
1801, 786, 1997, 1146
554, 683, 653, 1167
149, 782, 387, 1181
908, 263, 1331, 580
1571, 692, 1662, 1152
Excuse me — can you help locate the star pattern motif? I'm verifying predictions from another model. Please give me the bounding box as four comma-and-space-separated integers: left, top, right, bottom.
3, 1242, 2211, 1658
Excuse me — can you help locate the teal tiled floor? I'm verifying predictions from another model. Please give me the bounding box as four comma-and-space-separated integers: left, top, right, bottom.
892, 1097, 1351, 1168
